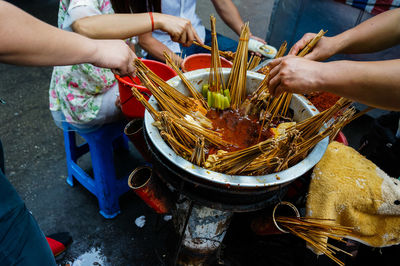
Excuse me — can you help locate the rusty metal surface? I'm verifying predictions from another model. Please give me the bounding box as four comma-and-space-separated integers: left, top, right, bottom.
173, 202, 233, 265
144, 68, 328, 190
128, 166, 174, 214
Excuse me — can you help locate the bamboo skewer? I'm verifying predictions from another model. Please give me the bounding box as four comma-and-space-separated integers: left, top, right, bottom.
201, 15, 232, 110
277, 218, 353, 266
193, 41, 236, 61
163, 51, 209, 111
247, 54, 262, 70
227, 22, 250, 109
297, 29, 327, 57
209, 15, 225, 93
272, 202, 355, 266
135, 58, 213, 128
161, 131, 193, 158
256, 41, 289, 139
190, 136, 206, 166
130, 86, 160, 121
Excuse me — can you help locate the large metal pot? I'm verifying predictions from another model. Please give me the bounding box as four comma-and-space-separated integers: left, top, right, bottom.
144, 68, 328, 211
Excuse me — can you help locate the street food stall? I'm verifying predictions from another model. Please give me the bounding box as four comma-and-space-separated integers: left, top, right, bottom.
116, 17, 373, 265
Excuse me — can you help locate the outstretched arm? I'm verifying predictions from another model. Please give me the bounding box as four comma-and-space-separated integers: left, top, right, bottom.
289, 8, 400, 60
138, 32, 183, 66
72, 12, 203, 47
0, 1, 135, 74
210, 0, 266, 46
210, 0, 244, 36
268, 56, 400, 111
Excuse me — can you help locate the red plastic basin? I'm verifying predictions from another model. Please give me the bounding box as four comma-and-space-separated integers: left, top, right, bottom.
182, 53, 233, 72
115, 59, 177, 119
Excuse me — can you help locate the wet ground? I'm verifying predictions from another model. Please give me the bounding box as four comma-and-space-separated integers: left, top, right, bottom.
0, 0, 395, 265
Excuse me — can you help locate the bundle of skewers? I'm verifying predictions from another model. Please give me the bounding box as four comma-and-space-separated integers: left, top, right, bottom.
128, 17, 367, 265
272, 201, 354, 266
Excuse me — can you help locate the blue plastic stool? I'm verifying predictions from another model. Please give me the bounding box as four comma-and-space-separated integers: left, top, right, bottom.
61, 121, 131, 219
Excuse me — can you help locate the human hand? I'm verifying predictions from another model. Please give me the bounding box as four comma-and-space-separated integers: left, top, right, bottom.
248, 35, 266, 57
267, 55, 324, 96
91, 39, 136, 76
250, 35, 266, 44
288, 33, 337, 61
156, 14, 203, 47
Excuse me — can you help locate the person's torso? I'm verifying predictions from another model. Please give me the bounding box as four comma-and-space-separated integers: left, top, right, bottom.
49, 0, 117, 123
151, 0, 206, 54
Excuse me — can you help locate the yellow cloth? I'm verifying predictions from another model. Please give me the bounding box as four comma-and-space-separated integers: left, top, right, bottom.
306, 141, 400, 250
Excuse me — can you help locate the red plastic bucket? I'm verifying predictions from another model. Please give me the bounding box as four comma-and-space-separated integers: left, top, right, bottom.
182, 53, 233, 72
115, 59, 177, 119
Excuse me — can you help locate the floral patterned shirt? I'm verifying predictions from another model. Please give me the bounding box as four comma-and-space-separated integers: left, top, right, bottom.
49, 0, 117, 123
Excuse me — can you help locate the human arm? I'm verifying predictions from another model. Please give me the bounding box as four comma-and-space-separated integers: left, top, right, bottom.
267, 56, 400, 111
72, 12, 202, 47
138, 32, 184, 66
289, 8, 400, 60
210, 0, 265, 43
210, 0, 244, 36
0, 1, 135, 74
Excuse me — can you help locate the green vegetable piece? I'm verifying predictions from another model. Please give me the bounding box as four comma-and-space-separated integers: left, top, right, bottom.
216, 93, 222, 109
223, 96, 230, 109
202, 84, 209, 98
223, 89, 231, 102
207, 91, 212, 107
212, 91, 217, 108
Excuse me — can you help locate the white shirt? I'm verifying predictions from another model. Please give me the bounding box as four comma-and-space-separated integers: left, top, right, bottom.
151, 0, 206, 54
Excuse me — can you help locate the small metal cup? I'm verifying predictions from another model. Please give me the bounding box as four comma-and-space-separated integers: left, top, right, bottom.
124, 119, 152, 162
128, 166, 173, 214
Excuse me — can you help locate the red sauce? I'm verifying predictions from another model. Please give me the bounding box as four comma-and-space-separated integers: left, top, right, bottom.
206, 109, 273, 153
306, 92, 340, 112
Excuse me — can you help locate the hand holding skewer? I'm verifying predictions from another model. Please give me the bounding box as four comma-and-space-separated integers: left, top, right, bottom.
267, 55, 325, 97
193, 41, 235, 61
156, 14, 203, 47
289, 31, 336, 61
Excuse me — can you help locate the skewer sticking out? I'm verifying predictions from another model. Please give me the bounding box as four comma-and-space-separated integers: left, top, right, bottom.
208, 137, 278, 175
256, 30, 326, 141
256, 41, 290, 140
275, 41, 287, 59
193, 41, 235, 61
161, 131, 193, 159
297, 29, 327, 57
204, 15, 231, 110
164, 51, 209, 111
134, 59, 210, 125
273, 202, 354, 266
247, 54, 262, 70
190, 136, 206, 166
295, 98, 352, 140
130, 86, 160, 121
227, 22, 250, 109
156, 111, 230, 153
